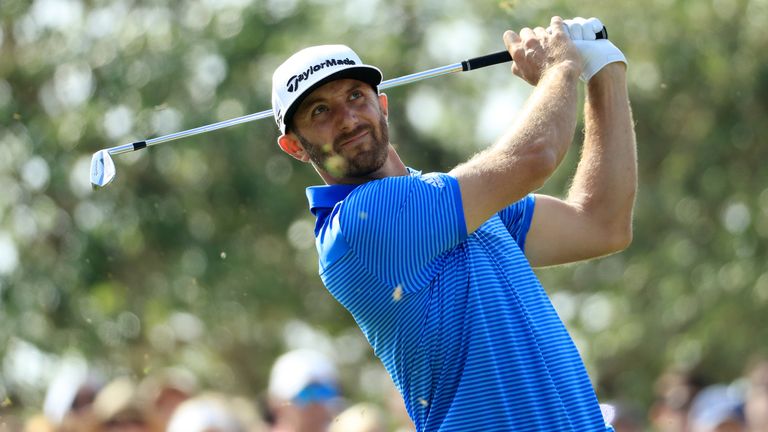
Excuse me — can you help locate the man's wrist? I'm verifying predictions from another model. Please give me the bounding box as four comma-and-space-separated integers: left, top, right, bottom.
548, 60, 582, 81
588, 62, 627, 85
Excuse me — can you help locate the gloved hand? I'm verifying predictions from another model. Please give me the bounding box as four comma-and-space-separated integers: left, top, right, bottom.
563, 17, 627, 82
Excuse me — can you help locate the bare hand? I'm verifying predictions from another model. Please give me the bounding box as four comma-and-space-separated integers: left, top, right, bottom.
503, 16, 583, 85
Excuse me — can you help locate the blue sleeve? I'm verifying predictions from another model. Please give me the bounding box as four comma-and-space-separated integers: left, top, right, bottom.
338, 173, 467, 294
497, 194, 536, 252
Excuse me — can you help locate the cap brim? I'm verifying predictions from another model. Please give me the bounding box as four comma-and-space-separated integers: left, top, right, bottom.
292, 382, 340, 407
284, 66, 382, 131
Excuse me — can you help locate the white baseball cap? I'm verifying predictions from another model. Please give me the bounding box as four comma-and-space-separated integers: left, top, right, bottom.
271, 45, 383, 133
166, 394, 243, 432
267, 349, 339, 403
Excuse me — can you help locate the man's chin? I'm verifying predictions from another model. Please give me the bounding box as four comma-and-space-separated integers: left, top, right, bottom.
345, 157, 388, 178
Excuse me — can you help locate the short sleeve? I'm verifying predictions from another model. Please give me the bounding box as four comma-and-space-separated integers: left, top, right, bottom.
338, 173, 467, 293
497, 194, 536, 251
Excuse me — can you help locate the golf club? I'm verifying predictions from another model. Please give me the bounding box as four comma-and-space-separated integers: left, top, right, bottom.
90, 27, 607, 188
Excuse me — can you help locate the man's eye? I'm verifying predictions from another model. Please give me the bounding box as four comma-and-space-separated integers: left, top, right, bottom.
350, 90, 363, 100
312, 105, 328, 116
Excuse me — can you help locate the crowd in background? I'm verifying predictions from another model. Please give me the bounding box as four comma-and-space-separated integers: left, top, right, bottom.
1, 348, 767, 432
604, 356, 768, 432
1, 347, 414, 432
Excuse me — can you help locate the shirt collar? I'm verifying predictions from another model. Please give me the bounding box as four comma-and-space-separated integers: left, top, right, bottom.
306, 184, 360, 216
305, 168, 422, 216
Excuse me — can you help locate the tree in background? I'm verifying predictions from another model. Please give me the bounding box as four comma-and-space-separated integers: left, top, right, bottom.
0, 0, 767, 418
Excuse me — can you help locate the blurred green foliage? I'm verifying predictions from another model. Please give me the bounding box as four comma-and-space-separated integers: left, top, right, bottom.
1, 0, 767, 418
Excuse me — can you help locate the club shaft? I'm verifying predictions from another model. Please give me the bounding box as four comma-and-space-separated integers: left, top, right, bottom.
105, 55, 509, 156
379, 62, 464, 90
108, 63, 469, 156
106, 108, 275, 156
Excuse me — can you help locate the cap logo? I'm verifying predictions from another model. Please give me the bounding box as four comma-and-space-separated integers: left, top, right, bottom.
286, 58, 357, 93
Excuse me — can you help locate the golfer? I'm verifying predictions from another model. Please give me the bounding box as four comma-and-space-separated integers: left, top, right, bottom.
271, 16, 636, 431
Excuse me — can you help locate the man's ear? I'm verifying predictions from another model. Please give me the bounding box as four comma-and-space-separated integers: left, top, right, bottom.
277, 133, 310, 162
378, 93, 389, 119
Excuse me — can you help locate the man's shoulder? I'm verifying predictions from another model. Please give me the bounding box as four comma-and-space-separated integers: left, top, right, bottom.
340, 171, 458, 215
353, 170, 455, 194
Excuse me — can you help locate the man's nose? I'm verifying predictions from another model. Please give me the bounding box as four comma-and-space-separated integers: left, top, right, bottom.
334, 104, 358, 130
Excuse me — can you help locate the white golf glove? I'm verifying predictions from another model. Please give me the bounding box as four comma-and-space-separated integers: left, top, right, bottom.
563, 17, 627, 82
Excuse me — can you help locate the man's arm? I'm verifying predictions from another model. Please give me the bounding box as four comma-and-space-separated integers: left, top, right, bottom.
525, 63, 637, 267
450, 17, 583, 234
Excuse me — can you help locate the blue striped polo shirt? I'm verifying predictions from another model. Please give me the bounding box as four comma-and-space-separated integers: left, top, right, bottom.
307, 170, 611, 431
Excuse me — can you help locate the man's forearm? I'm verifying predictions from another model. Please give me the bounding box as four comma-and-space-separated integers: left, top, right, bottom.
568, 64, 637, 245
451, 18, 585, 234
456, 62, 581, 195
496, 62, 581, 176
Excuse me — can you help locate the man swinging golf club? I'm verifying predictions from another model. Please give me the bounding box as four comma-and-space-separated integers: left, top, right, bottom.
272, 16, 636, 431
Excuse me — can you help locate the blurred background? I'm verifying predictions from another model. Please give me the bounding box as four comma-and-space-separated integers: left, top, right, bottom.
1, 0, 767, 430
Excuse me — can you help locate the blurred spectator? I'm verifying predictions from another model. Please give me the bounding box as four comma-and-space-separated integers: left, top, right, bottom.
0, 398, 22, 432
43, 365, 104, 430
166, 392, 265, 432
688, 384, 745, 432
329, 403, 385, 432
650, 367, 706, 432
23, 414, 55, 432
137, 367, 198, 432
266, 349, 343, 432
603, 400, 646, 432
745, 358, 768, 432
384, 383, 414, 432
91, 377, 149, 432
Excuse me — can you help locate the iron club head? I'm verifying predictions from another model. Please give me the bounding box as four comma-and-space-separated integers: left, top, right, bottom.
90, 149, 116, 189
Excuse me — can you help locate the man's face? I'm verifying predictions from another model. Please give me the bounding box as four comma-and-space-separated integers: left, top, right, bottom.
288, 78, 389, 179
